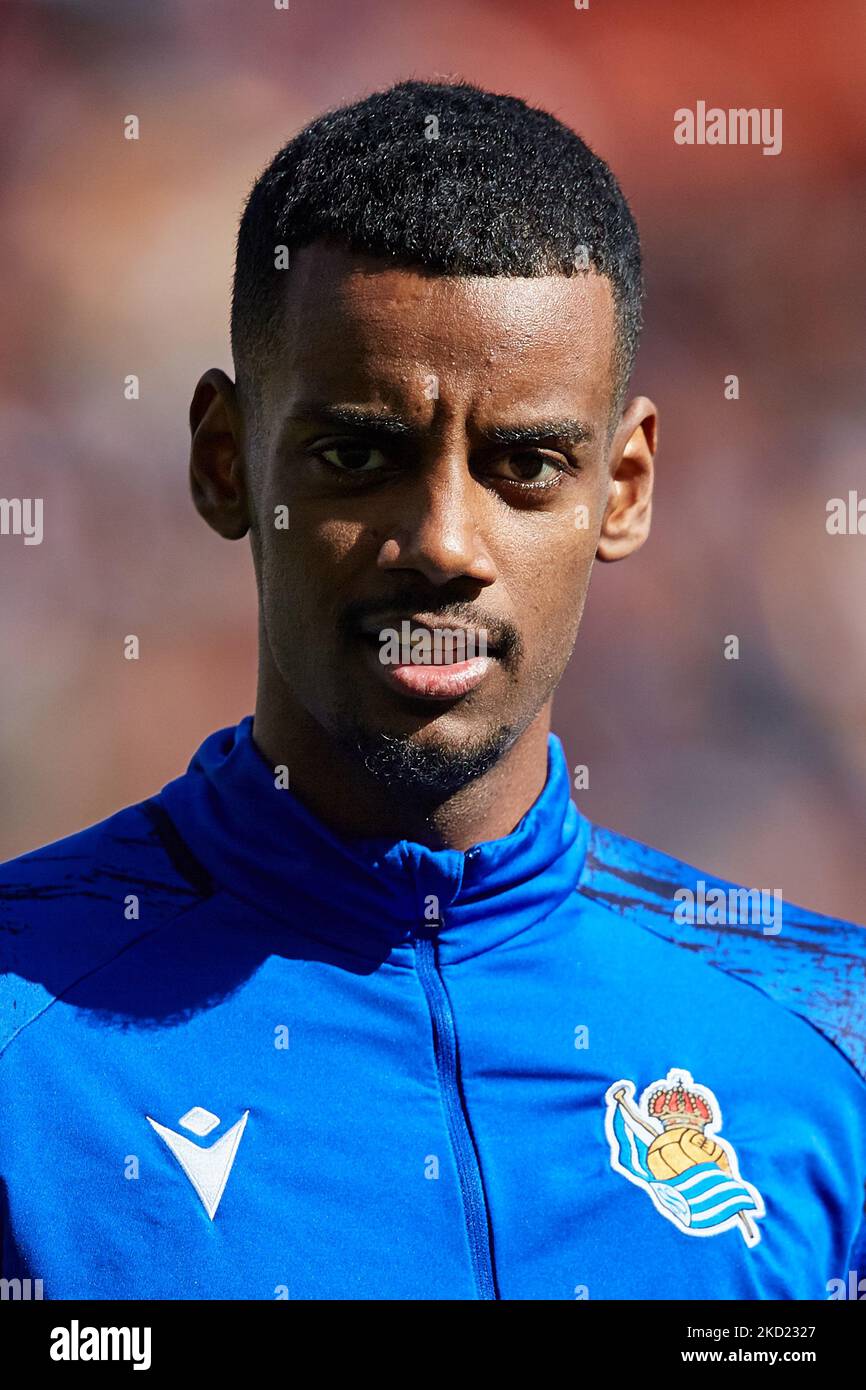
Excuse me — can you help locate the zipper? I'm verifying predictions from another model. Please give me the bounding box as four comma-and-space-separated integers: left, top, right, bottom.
413, 927, 499, 1299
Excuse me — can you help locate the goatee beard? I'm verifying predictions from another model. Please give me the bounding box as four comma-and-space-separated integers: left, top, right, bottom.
336, 722, 521, 799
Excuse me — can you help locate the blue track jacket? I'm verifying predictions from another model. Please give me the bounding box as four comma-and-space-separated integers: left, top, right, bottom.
2, 718, 865, 1300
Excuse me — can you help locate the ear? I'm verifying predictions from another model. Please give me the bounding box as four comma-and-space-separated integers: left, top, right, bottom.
596, 396, 657, 562
189, 368, 250, 539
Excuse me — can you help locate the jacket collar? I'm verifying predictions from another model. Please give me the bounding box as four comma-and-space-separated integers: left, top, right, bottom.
158, 716, 589, 962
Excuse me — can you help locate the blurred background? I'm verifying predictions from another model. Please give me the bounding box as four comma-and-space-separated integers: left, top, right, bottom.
1, 0, 864, 920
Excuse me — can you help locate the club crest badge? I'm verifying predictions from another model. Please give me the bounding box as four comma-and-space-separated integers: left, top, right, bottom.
604, 1068, 765, 1247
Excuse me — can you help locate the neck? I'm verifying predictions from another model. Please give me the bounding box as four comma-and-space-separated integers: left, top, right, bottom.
252, 668, 552, 852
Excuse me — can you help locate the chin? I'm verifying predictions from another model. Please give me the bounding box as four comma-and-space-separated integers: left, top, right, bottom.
333, 716, 521, 797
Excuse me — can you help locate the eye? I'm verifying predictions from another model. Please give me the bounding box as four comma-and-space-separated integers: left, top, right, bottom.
486, 451, 565, 487
316, 442, 389, 473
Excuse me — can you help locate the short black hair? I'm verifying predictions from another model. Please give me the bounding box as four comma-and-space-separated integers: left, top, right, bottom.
232, 78, 644, 423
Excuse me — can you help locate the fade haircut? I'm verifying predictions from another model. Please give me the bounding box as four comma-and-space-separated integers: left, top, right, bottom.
231, 78, 644, 427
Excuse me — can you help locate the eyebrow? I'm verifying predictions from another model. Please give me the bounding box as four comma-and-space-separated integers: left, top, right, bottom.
286, 405, 414, 439
484, 419, 595, 448
282, 404, 595, 448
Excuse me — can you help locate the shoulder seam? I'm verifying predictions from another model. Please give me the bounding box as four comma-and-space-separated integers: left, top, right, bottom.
575, 828, 866, 1090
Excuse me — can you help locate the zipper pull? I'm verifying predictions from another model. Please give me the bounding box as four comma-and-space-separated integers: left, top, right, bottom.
414, 917, 443, 944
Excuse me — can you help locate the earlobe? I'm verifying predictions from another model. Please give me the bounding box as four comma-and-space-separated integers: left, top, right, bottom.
596, 396, 657, 563
189, 369, 250, 540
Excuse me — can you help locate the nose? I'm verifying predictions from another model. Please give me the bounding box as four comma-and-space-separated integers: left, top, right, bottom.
376, 453, 497, 588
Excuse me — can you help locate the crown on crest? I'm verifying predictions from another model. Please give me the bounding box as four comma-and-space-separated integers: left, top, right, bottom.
646, 1076, 714, 1131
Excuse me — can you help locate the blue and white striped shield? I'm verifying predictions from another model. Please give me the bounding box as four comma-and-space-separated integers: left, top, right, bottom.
604, 1070, 765, 1247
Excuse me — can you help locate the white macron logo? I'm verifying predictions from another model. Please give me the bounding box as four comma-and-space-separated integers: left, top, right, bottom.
146, 1106, 249, 1220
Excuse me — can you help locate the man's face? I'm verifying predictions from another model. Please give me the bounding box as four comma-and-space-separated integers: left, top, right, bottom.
197, 242, 654, 793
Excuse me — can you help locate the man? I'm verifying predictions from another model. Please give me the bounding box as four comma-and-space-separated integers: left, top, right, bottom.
1, 79, 864, 1302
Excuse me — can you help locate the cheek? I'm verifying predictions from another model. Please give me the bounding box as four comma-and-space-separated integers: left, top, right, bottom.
264, 508, 363, 573
501, 517, 597, 605
497, 527, 597, 680
313, 516, 371, 562
259, 515, 367, 633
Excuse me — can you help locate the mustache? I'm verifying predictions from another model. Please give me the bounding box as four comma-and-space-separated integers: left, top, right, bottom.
340, 593, 523, 664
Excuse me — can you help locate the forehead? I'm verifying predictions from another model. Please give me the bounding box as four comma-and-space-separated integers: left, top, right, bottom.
264, 242, 617, 420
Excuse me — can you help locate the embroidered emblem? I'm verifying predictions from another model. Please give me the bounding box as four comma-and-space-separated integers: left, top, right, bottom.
604, 1069, 764, 1246
146, 1106, 249, 1221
